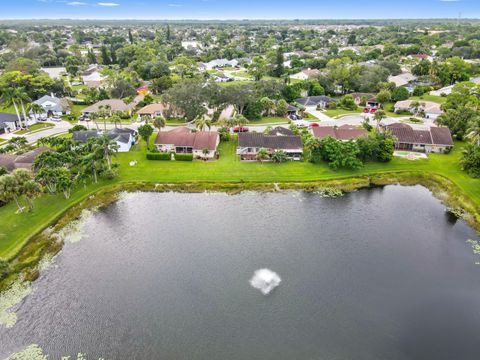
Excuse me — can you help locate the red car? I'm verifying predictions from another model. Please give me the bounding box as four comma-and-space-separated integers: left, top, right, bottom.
309, 122, 320, 128
233, 126, 249, 133
363, 107, 378, 113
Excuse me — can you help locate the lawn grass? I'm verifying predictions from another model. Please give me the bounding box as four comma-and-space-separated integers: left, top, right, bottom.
248, 117, 289, 125
14, 123, 54, 135
410, 94, 447, 104
0, 138, 479, 261
324, 108, 363, 118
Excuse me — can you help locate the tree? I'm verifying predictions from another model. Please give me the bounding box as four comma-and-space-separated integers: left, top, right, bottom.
194, 116, 212, 131
391, 87, 410, 102
272, 47, 285, 78
312, 136, 362, 170
94, 134, 119, 171
256, 148, 269, 162
153, 116, 166, 132
29, 103, 44, 123
357, 130, 395, 162
376, 90, 391, 108
373, 110, 387, 129
339, 95, 357, 111
138, 124, 154, 145
0, 173, 23, 212
163, 79, 207, 122
23, 179, 42, 212
271, 150, 288, 163
466, 117, 480, 146
276, 99, 288, 117
0, 87, 25, 128
461, 143, 480, 178
260, 97, 276, 117
437, 106, 477, 140
69, 124, 88, 133
249, 56, 268, 81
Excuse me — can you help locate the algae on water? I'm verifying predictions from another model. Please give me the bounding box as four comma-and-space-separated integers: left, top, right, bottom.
0, 281, 32, 328
5, 344, 105, 360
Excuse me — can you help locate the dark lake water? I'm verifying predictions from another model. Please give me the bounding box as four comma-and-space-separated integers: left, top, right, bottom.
2, 186, 480, 360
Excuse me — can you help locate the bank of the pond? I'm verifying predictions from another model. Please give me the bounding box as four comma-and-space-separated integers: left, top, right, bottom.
1, 171, 479, 292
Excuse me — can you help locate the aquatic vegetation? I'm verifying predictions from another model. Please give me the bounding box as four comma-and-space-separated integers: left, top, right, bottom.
4, 344, 47, 360
5, 345, 104, 360
314, 187, 344, 198
467, 239, 480, 255
0, 281, 32, 328
55, 208, 97, 244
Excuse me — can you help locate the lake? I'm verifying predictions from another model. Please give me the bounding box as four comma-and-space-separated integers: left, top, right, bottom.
2, 186, 480, 360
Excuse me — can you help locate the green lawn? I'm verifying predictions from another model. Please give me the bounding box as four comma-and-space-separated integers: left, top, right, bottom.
0, 138, 479, 261
14, 123, 54, 135
409, 95, 447, 104
323, 108, 363, 118
248, 117, 290, 125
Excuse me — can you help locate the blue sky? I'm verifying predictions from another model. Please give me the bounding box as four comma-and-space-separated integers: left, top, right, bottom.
0, 0, 478, 20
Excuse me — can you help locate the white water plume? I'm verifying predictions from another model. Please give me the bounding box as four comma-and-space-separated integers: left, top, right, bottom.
249, 268, 281, 295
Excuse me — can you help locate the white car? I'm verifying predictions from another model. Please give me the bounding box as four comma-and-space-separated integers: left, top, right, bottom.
291, 119, 310, 129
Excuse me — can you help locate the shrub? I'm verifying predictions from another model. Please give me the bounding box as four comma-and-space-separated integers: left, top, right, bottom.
391, 87, 410, 101
327, 102, 337, 110
174, 153, 193, 161
146, 152, 171, 160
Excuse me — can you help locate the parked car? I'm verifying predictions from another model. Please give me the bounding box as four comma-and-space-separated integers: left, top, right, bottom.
233, 126, 249, 133
309, 122, 320, 128
50, 117, 62, 122
363, 107, 378, 114
291, 119, 310, 129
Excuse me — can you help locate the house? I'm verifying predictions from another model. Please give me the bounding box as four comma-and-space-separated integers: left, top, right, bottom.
236, 132, 303, 161
81, 99, 137, 116
385, 123, 453, 153
205, 59, 238, 70
388, 72, 417, 87
394, 100, 443, 119
0, 112, 20, 134
312, 125, 368, 141
349, 93, 379, 108
107, 128, 137, 152
154, 127, 220, 159
290, 68, 321, 81
73, 128, 137, 152
0, 147, 51, 171
287, 105, 298, 117
295, 96, 336, 109
33, 95, 71, 117
81, 64, 105, 84
137, 103, 167, 119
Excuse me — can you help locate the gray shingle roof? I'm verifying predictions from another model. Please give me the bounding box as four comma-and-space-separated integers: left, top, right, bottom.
238, 133, 303, 150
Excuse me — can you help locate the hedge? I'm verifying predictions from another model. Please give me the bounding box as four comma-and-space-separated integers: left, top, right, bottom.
146, 152, 171, 161
174, 153, 193, 161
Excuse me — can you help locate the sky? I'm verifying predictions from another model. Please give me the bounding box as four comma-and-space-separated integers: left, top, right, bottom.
0, 0, 479, 20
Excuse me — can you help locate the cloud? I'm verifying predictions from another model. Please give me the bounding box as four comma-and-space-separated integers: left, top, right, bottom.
67, 1, 88, 5
97, 3, 120, 7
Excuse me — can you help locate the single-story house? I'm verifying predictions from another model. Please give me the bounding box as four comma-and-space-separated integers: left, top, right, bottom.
349, 93, 379, 108
155, 127, 220, 159
81, 99, 136, 116
41, 67, 66, 80
290, 68, 321, 81
295, 96, 336, 109
137, 103, 167, 119
394, 100, 443, 119
312, 125, 368, 141
388, 72, 417, 87
81, 64, 105, 84
0, 112, 20, 134
385, 123, 453, 153
236, 132, 303, 161
205, 59, 238, 70
0, 147, 51, 171
33, 95, 71, 117
73, 128, 137, 152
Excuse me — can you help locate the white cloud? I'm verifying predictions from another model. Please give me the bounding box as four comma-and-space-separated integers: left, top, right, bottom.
97, 3, 120, 6
67, 1, 88, 5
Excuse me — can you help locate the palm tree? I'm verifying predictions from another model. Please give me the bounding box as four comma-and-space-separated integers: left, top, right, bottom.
23, 180, 42, 212
194, 116, 207, 131
153, 116, 166, 132
256, 148, 269, 162
29, 103, 44, 123
271, 150, 288, 163
15, 88, 31, 129
94, 134, 119, 171
0, 88, 23, 129
466, 117, 480, 146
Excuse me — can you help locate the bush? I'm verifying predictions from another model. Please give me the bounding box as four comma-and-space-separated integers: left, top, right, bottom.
174, 153, 193, 161
147, 152, 171, 160
391, 87, 410, 101
327, 102, 337, 110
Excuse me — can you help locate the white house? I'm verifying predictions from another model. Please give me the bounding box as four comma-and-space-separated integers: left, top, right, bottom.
290, 68, 321, 81
33, 95, 71, 117
205, 59, 238, 70
394, 100, 443, 119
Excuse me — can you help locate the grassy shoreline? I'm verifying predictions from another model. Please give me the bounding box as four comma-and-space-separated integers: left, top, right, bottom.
1, 171, 479, 292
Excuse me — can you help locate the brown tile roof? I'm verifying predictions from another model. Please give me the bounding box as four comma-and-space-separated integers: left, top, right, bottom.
238, 133, 303, 150
312, 125, 368, 141
386, 123, 453, 146
155, 127, 219, 151
81, 99, 132, 113
137, 103, 166, 115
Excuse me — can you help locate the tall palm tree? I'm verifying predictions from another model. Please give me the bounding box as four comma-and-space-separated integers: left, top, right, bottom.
373, 110, 387, 129
0, 88, 23, 129
194, 116, 207, 131
94, 134, 119, 171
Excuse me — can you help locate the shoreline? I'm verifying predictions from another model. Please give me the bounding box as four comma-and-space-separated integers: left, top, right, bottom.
1, 171, 479, 292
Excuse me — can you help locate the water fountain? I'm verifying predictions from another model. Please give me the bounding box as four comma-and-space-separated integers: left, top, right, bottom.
249, 269, 281, 295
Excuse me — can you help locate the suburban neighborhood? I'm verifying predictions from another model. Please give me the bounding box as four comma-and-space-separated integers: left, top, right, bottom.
1, 6, 480, 359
